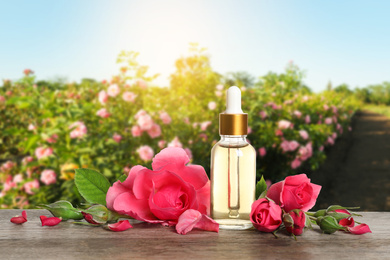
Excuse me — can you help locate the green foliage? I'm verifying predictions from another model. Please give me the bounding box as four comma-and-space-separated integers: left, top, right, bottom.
74, 169, 111, 206
0, 45, 360, 208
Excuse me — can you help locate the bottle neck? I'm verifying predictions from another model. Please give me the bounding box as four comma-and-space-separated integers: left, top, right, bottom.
219, 135, 248, 147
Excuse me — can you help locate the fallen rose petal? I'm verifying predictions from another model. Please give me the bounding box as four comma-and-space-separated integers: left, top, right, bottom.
108, 220, 133, 232
348, 224, 372, 235
10, 210, 28, 224
176, 209, 219, 235
40, 215, 62, 226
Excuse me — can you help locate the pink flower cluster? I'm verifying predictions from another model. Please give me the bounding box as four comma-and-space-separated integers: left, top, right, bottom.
131, 110, 162, 139
69, 121, 87, 139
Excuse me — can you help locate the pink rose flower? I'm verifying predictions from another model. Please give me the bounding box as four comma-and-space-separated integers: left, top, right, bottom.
131, 125, 142, 137
332, 132, 337, 140
259, 147, 266, 157
135, 109, 147, 119
216, 84, 224, 91
35, 147, 53, 160
280, 140, 300, 152
107, 84, 120, 97
13, 174, 23, 184
22, 156, 34, 165
137, 113, 153, 131
147, 123, 161, 139
259, 111, 267, 120
293, 110, 302, 118
137, 79, 147, 89
113, 133, 122, 143
176, 209, 219, 235
69, 121, 87, 139
24, 179, 40, 195
319, 145, 324, 151
158, 140, 166, 149
106, 147, 210, 225
324, 117, 332, 125
168, 137, 183, 148
98, 90, 109, 105
327, 136, 335, 146
250, 198, 282, 232
323, 104, 329, 110
96, 108, 111, 118
278, 120, 292, 129
137, 145, 154, 161
1, 160, 16, 171
299, 130, 309, 140
208, 101, 217, 110
215, 90, 222, 97
267, 174, 321, 212
284, 210, 306, 236
28, 124, 36, 131
0, 95, 5, 103
122, 91, 137, 102
200, 121, 212, 131
159, 112, 172, 124
40, 169, 57, 185
305, 115, 311, 124
291, 158, 302, 169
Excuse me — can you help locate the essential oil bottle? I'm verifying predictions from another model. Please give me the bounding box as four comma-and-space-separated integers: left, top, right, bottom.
210, 86, 256, 230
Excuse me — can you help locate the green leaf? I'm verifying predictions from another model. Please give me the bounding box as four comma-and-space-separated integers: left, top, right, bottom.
75, 168, 111, 206
118, 174, 127, 182
38, 200, 83, 220
255, 175, 268, 199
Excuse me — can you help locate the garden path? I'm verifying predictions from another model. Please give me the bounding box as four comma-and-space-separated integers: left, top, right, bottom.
311, 110, 390, 211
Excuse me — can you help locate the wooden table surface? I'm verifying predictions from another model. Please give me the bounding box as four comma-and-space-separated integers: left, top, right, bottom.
0, 210, 388, 259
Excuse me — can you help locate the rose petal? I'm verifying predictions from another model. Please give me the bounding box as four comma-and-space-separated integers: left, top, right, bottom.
348, 223, 372, 235
266, 181, 283, 206
339, 217, 355, 228
108, 220, 133, 232
176, 209, 219, 235
40, 215, 62, 226
10, 211, 28, 224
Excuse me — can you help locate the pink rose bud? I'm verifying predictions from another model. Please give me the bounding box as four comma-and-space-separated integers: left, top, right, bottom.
284, 210, 306, 236
40, 216, 62, 226
10, 211, 27, 224
250, 198, 282, 232
108, 220, 133, 232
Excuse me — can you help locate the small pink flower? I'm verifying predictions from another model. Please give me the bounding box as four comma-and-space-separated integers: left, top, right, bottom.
176, 209, 219, 235
280, 140, 299, 152
200, 121, 212, 131
305, 115, 311, 124
324, 117, 332, 125
299, 130, 309, 140
1, 160, 16, 171
3, 179, 16, 192
159, 112, 172, 124
10, 211, 27, 224
248, 127, 252, 134
215, 90, 222, 97
40, 169, 57, 185
348, 126, 352, 131
259, 111, 267, 120
98, 90, 109, 105
184, 148, 193, 160
113, 133, 122, 143
278, 120, 292, 129
293, 110, 302, 118
259, 147, 266, 157
291, 158, 302, 169
108, 220, 133, 232
168, 136, 183, 148
147, 123, 161, 139
332, 132, 337, 140
275, 129, 283, 136
46, 134, 58, 144
0, 95, 5, 103
137, 79, 147, 89
158, 140, 166, 149
28, 124, 36, 131
323, 104, 329, 111
319, 145, 324, 151
216, 84, 224, 91
122, 91, 137, 102
24, 179, 40, 195
137, 113, 153, 131
40, 215, 62, 226
13, 174, 23, 184
69, 121, 87, 139
131, 125, 143, 137
35, 147, 53, 160
137, 145, 154, 161
96, 108, 111, 118
107, 84, 120, 97
24, 69, 34, 76
208, 101, 217, 110
327, 136, 335, 146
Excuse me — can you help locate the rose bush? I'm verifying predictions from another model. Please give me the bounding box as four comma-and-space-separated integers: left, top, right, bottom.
106, 147, 210, 225
0, 45, 360, 208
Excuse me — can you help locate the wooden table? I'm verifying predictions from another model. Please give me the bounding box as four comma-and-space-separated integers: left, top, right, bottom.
0, 210, 388, 259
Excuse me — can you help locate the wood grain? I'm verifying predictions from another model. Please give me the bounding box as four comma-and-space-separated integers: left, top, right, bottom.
0, 210, 388, 259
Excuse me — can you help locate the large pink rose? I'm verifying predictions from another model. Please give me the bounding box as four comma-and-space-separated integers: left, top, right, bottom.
106, 147, 210, 225
267, 174, 321, 212
250, 198, 282, 232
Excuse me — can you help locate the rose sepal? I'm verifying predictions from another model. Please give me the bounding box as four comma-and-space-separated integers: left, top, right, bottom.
38, 200, 84, 220
316, 215, 346, 234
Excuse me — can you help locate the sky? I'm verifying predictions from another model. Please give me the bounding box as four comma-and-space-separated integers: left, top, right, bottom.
1, 0, 390, 92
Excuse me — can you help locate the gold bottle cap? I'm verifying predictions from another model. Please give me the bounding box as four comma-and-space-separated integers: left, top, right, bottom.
219, 113, 248, 135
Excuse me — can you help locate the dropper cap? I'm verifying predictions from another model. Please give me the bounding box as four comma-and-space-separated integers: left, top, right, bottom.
219, 86, 248, 135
